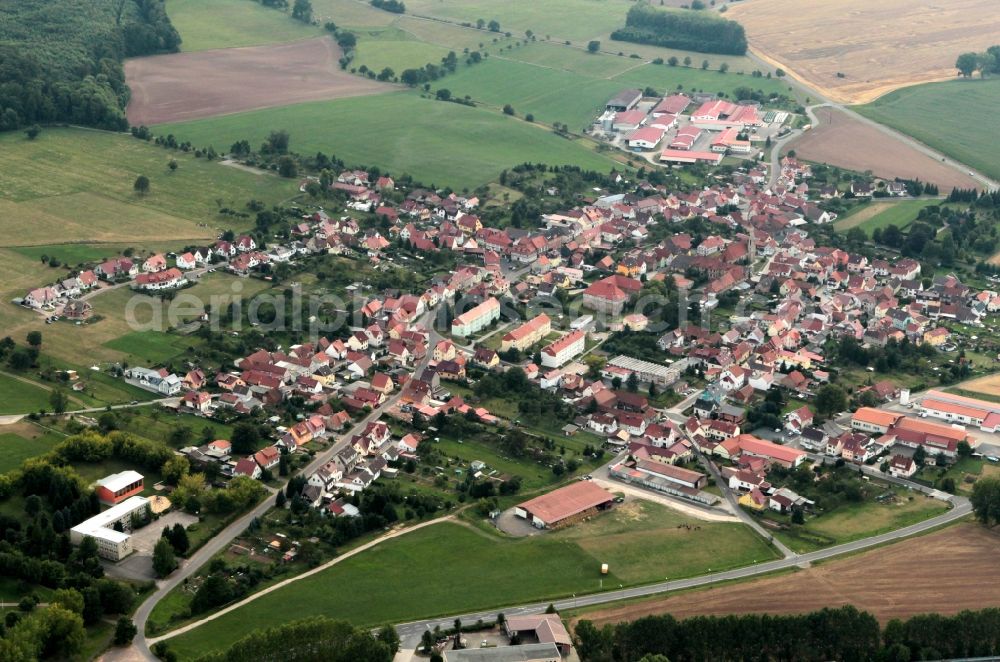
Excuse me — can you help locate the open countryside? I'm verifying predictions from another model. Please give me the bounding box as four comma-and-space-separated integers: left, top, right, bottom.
125, 37, 394, 125
856, 79, 1000, 183
729, 0, 1000, 104
159, 502, 777, 659
575, 523, 1000, 627
789, 106, 980, 191
4, 0, 1000, 661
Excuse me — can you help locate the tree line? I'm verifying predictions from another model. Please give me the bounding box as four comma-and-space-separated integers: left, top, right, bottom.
186, 616, 396, 662
0, 0, 180, 132
956, 45, 1000, 78
575, 606, 1000, 661
610, 2, 747, 56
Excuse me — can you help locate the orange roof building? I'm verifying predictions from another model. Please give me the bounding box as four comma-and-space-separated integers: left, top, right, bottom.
851, 407, 903, 434
514, 481, 613, 529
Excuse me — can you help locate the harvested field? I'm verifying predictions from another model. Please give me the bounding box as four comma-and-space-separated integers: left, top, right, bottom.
125, 37, 392, 125
790, 107, 977, 191
953, 374, 1000, 397
728, 0, 1000, 104
575, 523, 1000, 628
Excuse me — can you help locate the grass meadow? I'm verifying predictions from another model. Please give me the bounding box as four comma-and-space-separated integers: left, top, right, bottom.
0, 424, 64, 474
856, 79, 1000, 182
155, 92, 622, 190
0, 128, 298, 248
162, 500, 776, 658
833, 199, 941, 234
167, 0, 323, 51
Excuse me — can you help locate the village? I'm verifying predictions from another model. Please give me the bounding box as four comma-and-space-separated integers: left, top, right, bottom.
17, 140, 996, 609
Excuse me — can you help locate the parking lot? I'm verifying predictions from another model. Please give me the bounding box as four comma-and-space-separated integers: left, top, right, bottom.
131, 510, 198, 555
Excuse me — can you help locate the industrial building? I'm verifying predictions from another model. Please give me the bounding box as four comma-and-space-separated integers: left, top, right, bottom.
606, 355, 682, 386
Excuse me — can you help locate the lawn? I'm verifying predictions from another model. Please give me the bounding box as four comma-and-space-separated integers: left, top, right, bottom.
154, 92, 621, 190
0, 424, 63, 474
0, 128, 298, 248
505, 42, 643, 78
833, 199, 939, 233
771, 488, 949, 554
855, 79, 1000, 182
103, 331, 197, 365
111, 407, 234, 448
167, 0, 323, 51
162, 500, 776, 658
0, 372, 56, 416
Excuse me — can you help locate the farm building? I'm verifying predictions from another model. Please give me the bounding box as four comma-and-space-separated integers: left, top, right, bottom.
514, 481, 614, 529
652, 94, 690, 116
606, 89, 642, 112
710, 127, 753, 154
690, 101, 762, 129
95, 470, 144, 505
502, 614, 572, 656
669, 126, 702, 150
612, 110, 647, 132
625, 126, 665, 150
659, 149, 723, 166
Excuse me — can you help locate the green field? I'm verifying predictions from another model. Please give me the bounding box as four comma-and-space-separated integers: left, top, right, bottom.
0, 373, 57, 416
167, 0, 323, 51
856, 79, 1000, 182
155, 92, 621, 190
10, 243, 187, 268
103, 331, 196, 365
352, 28, 454, 73
0, 128, 298, 248
834, 199, 941, 233
314, 0, 399, 28
404, 0, 638, 43
771, 489, 948, 554
0, 425, 63, 474
161, 501, 776, 658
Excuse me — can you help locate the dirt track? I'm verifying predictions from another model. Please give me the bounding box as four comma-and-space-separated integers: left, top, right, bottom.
576, 523, 1000, 628
125, 37, 393, 125
728, 0, 1000, 104
790, 107, 974, 190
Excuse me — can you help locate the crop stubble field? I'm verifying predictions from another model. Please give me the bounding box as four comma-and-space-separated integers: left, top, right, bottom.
576, 523, 1000, 628
125, 37, 393, 125
728, 0, 1000, 104
789, 107, 979, 191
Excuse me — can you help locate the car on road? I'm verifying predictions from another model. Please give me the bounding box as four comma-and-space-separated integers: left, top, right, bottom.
987, 456, 999, 463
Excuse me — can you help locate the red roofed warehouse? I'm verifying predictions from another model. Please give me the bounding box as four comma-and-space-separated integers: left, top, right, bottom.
515, 481, 614, 529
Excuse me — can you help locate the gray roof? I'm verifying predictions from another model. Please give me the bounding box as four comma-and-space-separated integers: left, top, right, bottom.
444, 643, 562, 662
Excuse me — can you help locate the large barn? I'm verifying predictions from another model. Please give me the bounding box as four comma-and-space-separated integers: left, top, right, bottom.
514, 481, 614, 529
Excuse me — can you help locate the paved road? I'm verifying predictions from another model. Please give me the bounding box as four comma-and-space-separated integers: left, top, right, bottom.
741, 47, 999, 192
394, 493, 970, 648
129, 312, 443, 660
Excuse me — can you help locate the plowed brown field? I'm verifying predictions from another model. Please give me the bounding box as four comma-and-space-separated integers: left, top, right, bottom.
576, 523, 1000, 628
790, 107, 976, 190
125, 37, 393, 125
728, 0, 1000, 104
